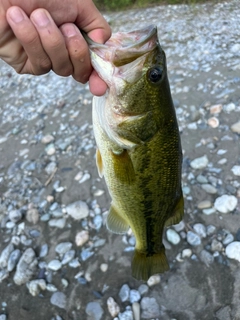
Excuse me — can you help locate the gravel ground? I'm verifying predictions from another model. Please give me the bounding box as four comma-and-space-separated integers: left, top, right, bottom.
0, 1, 240, 319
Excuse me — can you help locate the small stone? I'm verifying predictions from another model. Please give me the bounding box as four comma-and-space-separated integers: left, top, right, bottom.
85, 302, 103, 320
9, 210, 22, 223
69, 258, 80, 268
210, 104, 222, 114
39, 244, 48, 258
0, 243, 14, 269
173, 220, 185, 232
231, 43, 240, 53
50, 292, 67, 309
119, 284, 130, 302
202, 207, 216, 215
197, 200, 212, 209
214, 195, 238, 213
48, 260, 62, 271
231, 121, 240, 134
196, 174, 208, 184
223, 233, 234, 245
61, 250, 75, 265
211, 239, 223, 252
190, 155, 208, 170
100, 263, 108, 272
201, 184, 217, 194
81, 249, 94, 261
0, 315, 7, 320
48, 218, 66, 229
27, 279, 46, 296
7, 249, 21, 272
132, 302, 140, 320
26, 208, 39, 224
215, 305, 231, 320
231, 165, 240, 176
138, 284, 149, 295
75, 230, 89, 246
200, 250, 214, 266
45, 143, 56, 155
226, 242, 240, 262
182, 248, 192, 258
147, 274, 161, 287
187, 231, 201, 246
166, 229, 181, 245
13, 248, 38, 285
55, 242, 72, 255
141, 297, 160, 318
41, 134, 54, 144
107, 297, 120, 317
118, 310, 134, 320
66, 201, 89, 220
193, 223, 206, 238
45, 162, 57, 175
207, 117, 219, 128
207, 225, 216, 236
129, 290, 141, 303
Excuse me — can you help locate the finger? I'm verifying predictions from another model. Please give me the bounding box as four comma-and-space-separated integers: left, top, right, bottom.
60, 23, 92, 83
89, 70, 108, 96
6, 6, 51, 74
30, 8, 73, 77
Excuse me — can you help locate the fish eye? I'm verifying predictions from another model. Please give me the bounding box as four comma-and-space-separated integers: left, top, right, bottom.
148, 67, 163, 83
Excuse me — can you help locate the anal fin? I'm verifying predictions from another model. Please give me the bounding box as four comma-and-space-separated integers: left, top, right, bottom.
165, 193, 184, 227
106, 204, 129, 234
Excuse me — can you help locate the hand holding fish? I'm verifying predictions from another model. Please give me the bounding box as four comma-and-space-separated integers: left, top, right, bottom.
0, 0, 110, 95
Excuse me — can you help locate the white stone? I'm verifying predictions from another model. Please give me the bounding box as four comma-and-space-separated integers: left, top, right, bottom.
231, 165, 240, 176
66, 201, 89, 220
231, 121, 240, 134
75, 230, 89, 246
41, 134, 54, 144
48, 259, 62, 271
226, 242, 240, 262
214, 195, 238, 214
166, 229, 181, 245
190, 155, 209, 170
147, 274, 161, 287
182, 248, 192, 258
107, 297, 120, 317
100, 263, 108, 272
13, 248, 38, 285
27, 279, 46, 296
132, 302, 140, 320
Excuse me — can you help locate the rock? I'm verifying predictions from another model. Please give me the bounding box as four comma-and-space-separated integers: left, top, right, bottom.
119, 284, 130, 302
173, 220, 185, 232
50, 292, 67, 309
190, 155, 208, 170
223, 233, 234, 246
7, 249, 21, 272
214, 195, 238, 213
215, 305, 232, 320
75, 230, 89, 246
210, 104, 222, 114
199, 250, 214, 266
26, 207, 39, 224
66, 201, 89, 220
196, 174, 208, 184
9, 209, 22, 223
13, 248, 38, 285
45, 162, 57, 175
41, 134, 54, 144
138, 284, 149, 295
226, 242, 240, 262
100, 263, 108, 272
48, 218, 66, 229
27, 279, 46, 296
197, 200, 212, 209
39, 244, 48, 258
211, 239, 223, 252
231, 43, 240, 53
85, 301, 103, 320
45, 143, 56, 155
118, 310, 134, 320
206, 225, 216, 236
201, 184, 217, 194
187, 231, 201, 246
147, 274, 161, 287
132, 302, 140, 320
166, 229, 181, 245
207, 117, 219, 128
0, 243, 14, 269
231, 165, 240, 176
81, 249, 94, 261
0, 315, 7, 320
55, 242, 72, 255
182, 248, 192, 258
129, 290, 141, 303
193, 223, 207, 238
61, 250, 75, 265
141, 297, 160, 318
231, 121, 240, 133
48, 260, 62, 271
107, 297, 120, 317
202, 207, 216, 215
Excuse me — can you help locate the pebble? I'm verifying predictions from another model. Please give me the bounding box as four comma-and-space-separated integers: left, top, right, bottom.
119, 284, 130, 302
8, 209, 22, 223
27, 279, 46, 296
0, 243, 14, 269
141, 297, 160, 318
45, 162, 57, 175
173, 220, 185, 232
118, 309, 134, 320
138, 284, 149, 295
193, 223, 207, 238
7, 249, 21, 272
55, 242, 72, 255
226, 242, 240, 262
207, 117, 219, 128
202, 207, 216, 215
197, 200, 212, 209
166, 229, 181, 245
48, 260, 62, 271
201, 184, 217, 194
48, 218, 66, 229
100, 263, 108, 272
45, 143, 56, 155
85, 302, 103, 320
26, 207, 39, 224
132, 302, 140, 320
13, 248, 38, 285
207, 225, 217, 236
196, 174, 208, 184
187, 231, 201, 246
50, 292, 67, 309
223, 233, 234, 246
147, 274, 161, 287
66, 201, 89, 220
200, 250, 214, 266
39, 244, 48, 258
214, 195, 238, 213
182, 248, 192, 258
41, 134, 54, 144
231, 165, 240, 176
129, 290, 141, 303
210, 104, 222, 114
107, 297, 120, 317
81, 249, 94, 261
211, 239, 223, 252
61, 250, 75, 265
75, 230, 89, 246
231, 121, 240, 133
190, 155, 209, 170
0, 316, 7, 320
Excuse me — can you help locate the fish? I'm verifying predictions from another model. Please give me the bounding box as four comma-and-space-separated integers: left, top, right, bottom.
85, 25, 184, 281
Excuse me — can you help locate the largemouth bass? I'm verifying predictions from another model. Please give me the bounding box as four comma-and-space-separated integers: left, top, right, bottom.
86, 25, 184, 281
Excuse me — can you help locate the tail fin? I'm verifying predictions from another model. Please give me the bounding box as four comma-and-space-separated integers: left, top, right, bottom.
131, 249, 169, 281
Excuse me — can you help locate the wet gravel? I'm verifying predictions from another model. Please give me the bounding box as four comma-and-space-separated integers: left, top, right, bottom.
0, 1, 240, 319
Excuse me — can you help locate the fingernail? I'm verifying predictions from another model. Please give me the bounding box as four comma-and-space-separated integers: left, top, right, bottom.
32, 10, 50, 27
61, 25, 78, 38
8, 7, 24, 23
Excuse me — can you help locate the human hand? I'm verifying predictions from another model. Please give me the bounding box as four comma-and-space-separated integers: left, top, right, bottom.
0, 0, 110, 95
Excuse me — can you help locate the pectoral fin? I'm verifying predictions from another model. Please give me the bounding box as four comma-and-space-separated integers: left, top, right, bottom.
106, 204, 129, 234
96, 148, 104, 178
111, 148, 135, 184
165, 193, 184, 227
